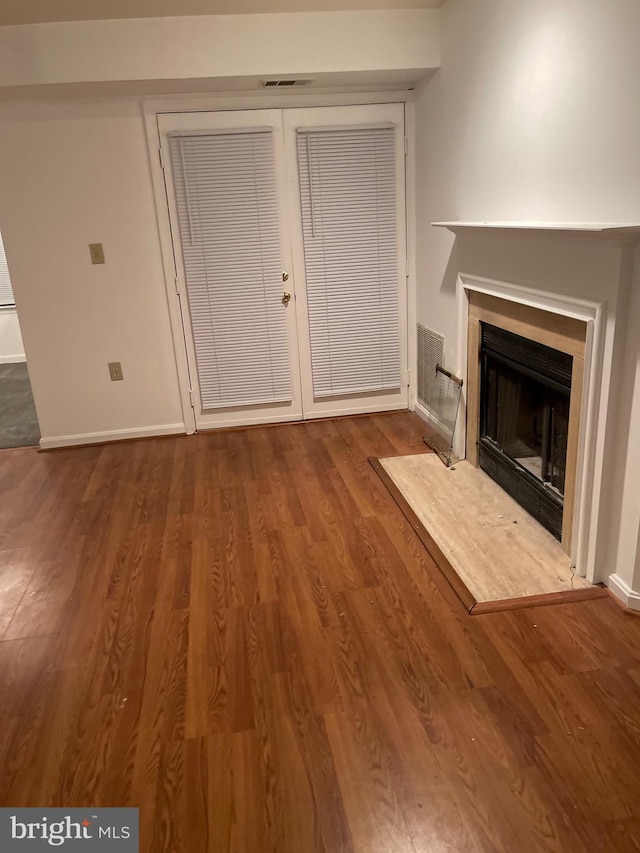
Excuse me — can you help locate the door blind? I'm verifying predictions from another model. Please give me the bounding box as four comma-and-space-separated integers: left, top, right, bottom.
297, 126, 401, 397
0, 232, 15, 307
169, 130, 292, 409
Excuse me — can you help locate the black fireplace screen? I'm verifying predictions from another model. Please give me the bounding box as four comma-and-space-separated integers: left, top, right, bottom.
479, 324, 572, 540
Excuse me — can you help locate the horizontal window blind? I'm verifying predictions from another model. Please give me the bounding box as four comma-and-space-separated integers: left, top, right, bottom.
0, 232, 15, 307
169, 130, 292, 409
297, 126, 401, 398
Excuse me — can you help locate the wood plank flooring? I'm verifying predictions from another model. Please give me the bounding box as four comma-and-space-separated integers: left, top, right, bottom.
1, 412, 640, 851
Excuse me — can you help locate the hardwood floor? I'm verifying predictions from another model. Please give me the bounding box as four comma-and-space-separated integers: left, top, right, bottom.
1, 412, 640, 851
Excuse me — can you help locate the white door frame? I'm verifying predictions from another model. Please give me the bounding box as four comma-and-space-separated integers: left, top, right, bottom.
143, 92, 416, 433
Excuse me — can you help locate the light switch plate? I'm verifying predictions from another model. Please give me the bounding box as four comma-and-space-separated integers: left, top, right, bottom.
89, 243, 105, 265
108, 362, 123, 381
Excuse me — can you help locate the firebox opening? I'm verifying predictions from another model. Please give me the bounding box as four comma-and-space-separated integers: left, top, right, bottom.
478, 323, 572, 541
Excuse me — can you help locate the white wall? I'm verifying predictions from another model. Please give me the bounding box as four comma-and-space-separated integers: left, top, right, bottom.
0, 101, 184, 444
417, 0, 640, 224
415, 0, 640, 353
0, 11, 439, 90
414, 0, 640, 596
0, 308, 25, 362
0, 6, 436, 448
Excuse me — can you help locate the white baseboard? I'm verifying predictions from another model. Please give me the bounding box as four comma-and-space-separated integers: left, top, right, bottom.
0, 354, 26, 364
607, 573, 640, 612
39, 423, 186, 449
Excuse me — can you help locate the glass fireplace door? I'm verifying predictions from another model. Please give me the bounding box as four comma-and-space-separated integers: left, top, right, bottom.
478, 324, 573, 540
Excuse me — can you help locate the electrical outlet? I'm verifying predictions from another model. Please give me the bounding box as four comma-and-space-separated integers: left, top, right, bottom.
89, 243, 105, 265
108, 362, 123, 381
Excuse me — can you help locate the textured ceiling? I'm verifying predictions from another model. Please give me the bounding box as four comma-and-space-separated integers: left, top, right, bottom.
0, 0, 445, 27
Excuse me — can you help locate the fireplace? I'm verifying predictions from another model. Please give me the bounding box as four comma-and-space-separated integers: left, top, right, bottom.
465, 290, 587, 555
478, 323, 571, 540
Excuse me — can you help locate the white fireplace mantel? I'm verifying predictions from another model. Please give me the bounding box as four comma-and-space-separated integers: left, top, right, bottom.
420, 219, 640, 605
432, 221, 640, 242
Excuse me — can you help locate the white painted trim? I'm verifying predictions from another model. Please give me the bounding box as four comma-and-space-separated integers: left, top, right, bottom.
404, 99, 418, 409
143, 106, 197, 436
432, 222, 640, 242
457, 274, 600, 325
0, 354, 26, 363
607, 573, 640, 612
143, 91, 416, 119
456, 273, 605, 582
40, 423, 186, 449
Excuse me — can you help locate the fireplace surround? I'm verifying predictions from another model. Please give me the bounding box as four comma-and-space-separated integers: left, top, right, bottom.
464, 289, 587, 556
428, 221, 640, 600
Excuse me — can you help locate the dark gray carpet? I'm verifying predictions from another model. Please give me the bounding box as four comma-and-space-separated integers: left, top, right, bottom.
0, 362, 40, 448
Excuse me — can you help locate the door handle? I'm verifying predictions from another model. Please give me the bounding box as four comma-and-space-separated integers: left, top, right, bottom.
282, 291, 291, 304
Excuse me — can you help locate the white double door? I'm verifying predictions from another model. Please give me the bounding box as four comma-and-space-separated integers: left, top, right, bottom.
159, 104, 408, 430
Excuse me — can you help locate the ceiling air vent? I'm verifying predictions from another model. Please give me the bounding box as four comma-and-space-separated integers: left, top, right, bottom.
260, 79, 314, 88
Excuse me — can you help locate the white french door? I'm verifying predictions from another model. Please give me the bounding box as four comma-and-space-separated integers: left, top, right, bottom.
158, 104, 407, 431
159, 109, 303, 430
283, 105, 408, 419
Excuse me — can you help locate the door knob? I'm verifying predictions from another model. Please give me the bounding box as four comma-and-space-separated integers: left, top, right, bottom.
282, 271, 289, 282
282, 291, 291, 304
